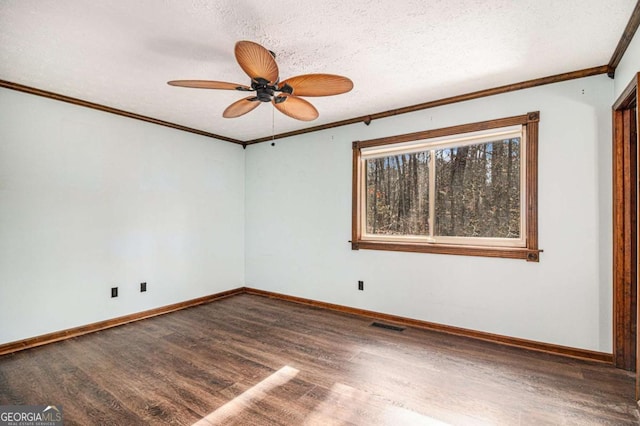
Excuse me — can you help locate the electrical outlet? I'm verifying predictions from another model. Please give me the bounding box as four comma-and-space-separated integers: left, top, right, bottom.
111, 287, 118, 298
140, 282, 147, 292
358, 280, 364, 291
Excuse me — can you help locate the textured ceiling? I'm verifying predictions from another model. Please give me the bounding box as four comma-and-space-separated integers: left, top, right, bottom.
0, 1, 636, 142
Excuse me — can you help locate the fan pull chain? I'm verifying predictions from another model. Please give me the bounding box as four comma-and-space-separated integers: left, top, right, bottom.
271, 105, 276, 145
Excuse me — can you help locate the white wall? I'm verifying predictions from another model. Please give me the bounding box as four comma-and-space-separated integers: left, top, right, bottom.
614, 25, 640, 100
0, 72, 618, 353
0, 88, 245, 344
246, 74, 614, 352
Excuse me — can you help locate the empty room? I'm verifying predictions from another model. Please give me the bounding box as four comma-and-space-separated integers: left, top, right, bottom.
1, 1, 640, 424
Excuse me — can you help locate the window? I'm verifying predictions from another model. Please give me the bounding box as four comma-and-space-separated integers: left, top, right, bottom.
352, 112, 541, 261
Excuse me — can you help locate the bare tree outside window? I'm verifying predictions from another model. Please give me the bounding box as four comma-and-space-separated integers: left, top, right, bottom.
435, 138, 521, 238
365, 152, 430, 236
364, 138, 521, 240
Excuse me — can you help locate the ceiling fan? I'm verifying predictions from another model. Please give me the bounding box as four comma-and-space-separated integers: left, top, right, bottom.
168, 41, 353, 121
167, 40, 353, 121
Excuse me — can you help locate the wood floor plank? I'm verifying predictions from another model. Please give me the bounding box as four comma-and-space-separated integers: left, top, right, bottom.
0, 293, 637, 425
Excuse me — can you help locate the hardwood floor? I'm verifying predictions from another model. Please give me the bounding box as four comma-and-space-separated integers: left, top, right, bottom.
0, 293, 637, 425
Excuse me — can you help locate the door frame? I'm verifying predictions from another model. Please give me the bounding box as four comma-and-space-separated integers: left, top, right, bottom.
612, 72, 639, 400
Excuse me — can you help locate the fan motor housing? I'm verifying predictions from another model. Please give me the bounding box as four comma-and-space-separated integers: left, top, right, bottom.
252, 78, 276, 102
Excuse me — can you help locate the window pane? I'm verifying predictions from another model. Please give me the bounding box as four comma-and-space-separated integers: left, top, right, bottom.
434, 138, 520, 238
365, 152, 430, 236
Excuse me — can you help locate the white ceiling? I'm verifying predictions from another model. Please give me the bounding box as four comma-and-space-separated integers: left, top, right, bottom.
0, 1, 636, 142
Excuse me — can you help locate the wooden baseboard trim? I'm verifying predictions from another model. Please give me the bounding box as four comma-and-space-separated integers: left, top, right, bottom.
1, 286, 614, 364
0, 288, 244, 356
244, 287, 614, 364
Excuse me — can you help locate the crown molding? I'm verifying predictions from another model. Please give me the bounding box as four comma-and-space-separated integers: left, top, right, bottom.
0, 79, 244, 145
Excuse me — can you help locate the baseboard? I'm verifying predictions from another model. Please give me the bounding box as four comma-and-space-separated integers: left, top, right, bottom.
0, 286, 614, 364
0, 288, 244, 356
244, 287, 614, 364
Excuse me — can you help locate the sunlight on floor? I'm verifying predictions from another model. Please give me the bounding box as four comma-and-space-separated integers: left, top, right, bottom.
303, 382, 451, 425
192, 366, 452, 425
192, 365, 299, 425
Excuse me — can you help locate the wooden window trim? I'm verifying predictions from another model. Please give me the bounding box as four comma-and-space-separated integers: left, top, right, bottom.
351, 111, 541, 262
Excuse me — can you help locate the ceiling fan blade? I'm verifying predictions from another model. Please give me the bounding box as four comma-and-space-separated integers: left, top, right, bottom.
272, 94, 319, 121
234, 41, 279, 84
223, 96, 261, 118
167, 80, 250, 90
279, 74, 353, 97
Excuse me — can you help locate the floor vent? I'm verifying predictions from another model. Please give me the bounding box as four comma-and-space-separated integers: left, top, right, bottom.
371, 322, 405, 332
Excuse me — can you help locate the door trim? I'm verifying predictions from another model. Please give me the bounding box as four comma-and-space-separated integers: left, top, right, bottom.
612, 72, 639, 400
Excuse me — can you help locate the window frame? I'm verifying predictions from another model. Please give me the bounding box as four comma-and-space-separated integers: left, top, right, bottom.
351, 111, 541, 262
